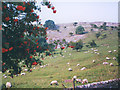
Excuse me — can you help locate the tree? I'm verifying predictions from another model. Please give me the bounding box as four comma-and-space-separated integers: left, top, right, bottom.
2, 0, 57, 76
90, 24, 98, 28
75, 26, 85, 34
44, 20, 57, 30
73, 22, 78, 26
74, 39, 83, 51
69, 32, 73, 36
95, 32, 101, 38
88, 40, 97, 47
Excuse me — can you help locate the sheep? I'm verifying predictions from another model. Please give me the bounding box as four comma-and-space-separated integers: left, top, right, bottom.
113, 57, 116, 60
91, 48, 94, 50
108, 51, 112, 53
24, 69, 28, 71
40, 66, 44, 68
77, 64, 80, 66
103, 62, 109, 65
106, 57, 110, 60
68, 68, 72, 71
33, 67, 36, 69
81, 67, 86, 70
82, 79, 88, 84
114, 50, 117, 52
4, 76, 7, 78
76, 79, 82, 83
50, 80, 58, 85
84, 52, 88, 53
62, 56, 64, 57
94, 49, 98, 52
69, 53, 71, 55
93, 60, 95, 63
73, 76, 77, 79
21, 73, 26, 76
6, 82, 12, 88
67, 62, 70, 65
110, 63, 114, 66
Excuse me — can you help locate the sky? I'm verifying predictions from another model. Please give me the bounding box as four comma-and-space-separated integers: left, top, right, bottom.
36, 0, 118, 24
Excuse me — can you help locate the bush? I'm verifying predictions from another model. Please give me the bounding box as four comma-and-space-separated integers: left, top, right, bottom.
75, 26, 85, 34
88, 40, 97, 47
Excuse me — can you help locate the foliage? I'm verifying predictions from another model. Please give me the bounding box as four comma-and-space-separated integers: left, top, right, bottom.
44, 20, 57, 30
90, 24, 98, 28
2, 0, 56, 76
95, 32, 107, 39
75, 26, 85, 34
88, 40, 97, 47
73, 22, 78, 26
69, 32, 73, 36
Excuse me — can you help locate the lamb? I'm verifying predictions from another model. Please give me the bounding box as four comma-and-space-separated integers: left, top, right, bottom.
106, 57, 110, 60
73, 76, 77, 79
76, 79, 82, 83
81, 67, 86, 70
93, 60, 95, 63
108, 51, 112, 53
113, 57, 116, 60
113, 50, 117, 52
103, 62, 109, 65
24, 69, 28, 71
4, 76, 7, 78
67, 62, 70, 65
77, 64, 80, 66
68, 68, 72, 71
110, 63, 114, 66
6, 82, 12, 88
82, 79, 88, 84
50, 80, 58, 85
21, 73, 26, 76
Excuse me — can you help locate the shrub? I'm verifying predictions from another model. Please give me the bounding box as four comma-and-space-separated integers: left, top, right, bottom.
75, 26, 85, 34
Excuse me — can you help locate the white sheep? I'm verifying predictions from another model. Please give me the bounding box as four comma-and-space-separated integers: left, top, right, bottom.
50, 80, 58, 85
4, 76, 7, 78
108, 51, 112, 53
67, 62, 70, 65
110, 63, 114, 66
114, 50, 117, 52
33, 67, 36, 69
94, 49, 98, 52
113, 57, 116, 60
73, 76, 77, 79
62, 56, 64, 57
103, 62, 109, 65
21, 73, 26, 76
77, 64, 80, 66
93, 60, 95, 63
106, 57, 110, 60
40, 66, 44, 68
69, 53, 71, 55
91, 48, 94, 50
81, 67, 86, 70
82, 79, 88, 84
6, 82, 12, 88
68, 68, 72, 71
76, 79, 82, 83
24, 69, 28, 71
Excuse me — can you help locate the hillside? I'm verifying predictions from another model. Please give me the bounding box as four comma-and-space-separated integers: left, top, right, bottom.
2, 27, 119, 88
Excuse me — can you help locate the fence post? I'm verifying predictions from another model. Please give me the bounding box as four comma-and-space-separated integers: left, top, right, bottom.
72, 78, 75, 90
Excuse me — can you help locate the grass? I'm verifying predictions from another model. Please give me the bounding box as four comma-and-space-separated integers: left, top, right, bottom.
2, 29, 119, 88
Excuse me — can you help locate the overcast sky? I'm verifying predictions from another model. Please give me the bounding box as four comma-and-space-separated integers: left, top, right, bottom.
37, 0, 118, 24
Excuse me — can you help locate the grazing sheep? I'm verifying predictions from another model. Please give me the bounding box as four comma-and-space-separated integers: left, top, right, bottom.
76, 79, 82, 83
40, 66, 44, 68
33, 67, 36, 69
82, 79, 88, 84
91, 48, 94, 50
21, 73, 26, 76
93, 60, 95, 63
94, 49, 98, 52
77, 64, 80, 66
103, 62, 109, 65
73, 76, 77, 79
113, 57, 116, 60
7, 70, 10, 73
84, 52, 88, 53
106, 57, 110, 60
67, 62, 70, 65
68, 68, 72, 71
69, 53, 71, 55
50, 80, 58, 85
4, 76, 7, 78
114, 50, 117, 52
24, 69, 28, 71
6, 82, 12, 88
108, 51, 112, 53
110, 63, 114, 66
81, 67, 86, 70
62, 56, 64, 57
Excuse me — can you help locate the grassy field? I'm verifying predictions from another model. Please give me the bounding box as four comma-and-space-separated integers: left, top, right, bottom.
2, 29, 119, 88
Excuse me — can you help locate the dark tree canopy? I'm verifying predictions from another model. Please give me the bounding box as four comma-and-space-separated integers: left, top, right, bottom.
44, 20, 57, 30
75, 26, 85, 34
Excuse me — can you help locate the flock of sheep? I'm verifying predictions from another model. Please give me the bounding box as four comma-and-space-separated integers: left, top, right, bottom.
3, 47, 117, 88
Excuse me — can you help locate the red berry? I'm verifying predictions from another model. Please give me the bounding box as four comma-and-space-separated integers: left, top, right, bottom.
53, 10, 56, 13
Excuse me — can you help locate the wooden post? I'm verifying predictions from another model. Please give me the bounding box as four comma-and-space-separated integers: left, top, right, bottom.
72, 78, 75, 90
